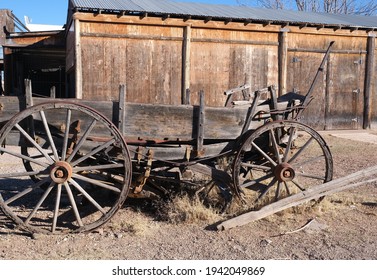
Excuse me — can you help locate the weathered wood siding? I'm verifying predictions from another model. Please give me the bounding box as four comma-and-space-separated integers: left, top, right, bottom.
66, 22, 75, 72
80, 21, 183, 104
286, 32, 368, 129
76, 14, 280, 107
189, 28, 278, 106
287, 50, 327, 128
70, 13, 377, 130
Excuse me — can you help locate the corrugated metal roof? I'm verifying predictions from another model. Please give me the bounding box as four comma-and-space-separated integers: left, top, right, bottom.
70, 0, 377, 29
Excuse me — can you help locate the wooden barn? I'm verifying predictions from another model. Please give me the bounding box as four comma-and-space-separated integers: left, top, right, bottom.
3, 0, 377, 130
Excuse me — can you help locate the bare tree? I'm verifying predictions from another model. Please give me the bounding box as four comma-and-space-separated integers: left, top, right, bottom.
237, 0, 377, 15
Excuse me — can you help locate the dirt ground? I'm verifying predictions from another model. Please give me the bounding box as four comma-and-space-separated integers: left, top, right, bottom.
0, 132, 377, 260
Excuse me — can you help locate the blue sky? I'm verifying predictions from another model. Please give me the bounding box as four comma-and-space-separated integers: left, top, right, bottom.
1, 0, 242, 26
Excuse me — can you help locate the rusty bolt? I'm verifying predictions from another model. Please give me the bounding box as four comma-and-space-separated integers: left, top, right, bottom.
283, 170, 292, 178
55, 169, 64, 178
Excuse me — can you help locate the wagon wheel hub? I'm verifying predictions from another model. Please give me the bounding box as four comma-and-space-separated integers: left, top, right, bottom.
50, 161, 73, 184
274, 162, 295, 182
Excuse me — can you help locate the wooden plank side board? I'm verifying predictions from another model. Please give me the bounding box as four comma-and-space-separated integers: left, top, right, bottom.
120, 102, 277, 140
2, 96, 289, 144
122, 102, 195, 139
28, 98, 240, 140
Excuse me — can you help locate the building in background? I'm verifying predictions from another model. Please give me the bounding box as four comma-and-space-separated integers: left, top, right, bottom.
1, 10, 65, 98
2, 0, 377, 129
0, 10, 15, 95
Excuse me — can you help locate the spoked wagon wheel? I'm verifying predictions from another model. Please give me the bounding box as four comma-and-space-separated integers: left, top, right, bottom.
0, 102, 132, 234
232, 120, 333, 210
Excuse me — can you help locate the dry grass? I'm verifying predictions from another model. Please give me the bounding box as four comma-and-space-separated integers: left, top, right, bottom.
108, 210, 159, 236
160, 194, 221, 225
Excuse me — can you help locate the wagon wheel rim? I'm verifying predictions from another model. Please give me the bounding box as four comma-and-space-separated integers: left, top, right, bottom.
232, 120, 333, 211
0, 102, 132, 234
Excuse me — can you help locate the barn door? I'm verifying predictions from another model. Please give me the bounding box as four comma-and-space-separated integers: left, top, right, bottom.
287, 51, 327, 130
326, 53, 364, 130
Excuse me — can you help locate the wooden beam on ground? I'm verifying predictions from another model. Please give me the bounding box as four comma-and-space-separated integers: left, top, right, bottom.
217, 164, 377, 231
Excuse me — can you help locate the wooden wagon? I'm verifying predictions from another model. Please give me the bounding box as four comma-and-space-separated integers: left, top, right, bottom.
0, 43, 334, 234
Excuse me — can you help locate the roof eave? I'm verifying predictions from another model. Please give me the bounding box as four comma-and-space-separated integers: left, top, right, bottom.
70, 7, 376, 32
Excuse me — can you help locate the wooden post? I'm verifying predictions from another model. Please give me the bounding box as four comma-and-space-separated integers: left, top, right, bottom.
24, 79, 36, 139
363, 33, 376, 129
0, 70, 3, 95
324, 54, 332, 130
24, 79, 33, 107
50, 86, 56, 98
196, 90, 205, 156
185, 88, 191, 105
182, 25, 191, 104
118, 84, 126, 135
278, 28, 289, 97
75, 18, 83, 99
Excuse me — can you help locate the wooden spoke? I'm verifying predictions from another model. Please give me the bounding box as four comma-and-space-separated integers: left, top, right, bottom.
64, 182, 83, 227
73, 163, 124, 172
70, 138, 116, 167
61, 109, 72, 161
275, 182, 282, 201
251, 141, 278, 167
69, 179, 107, 214
72, 173, 122, 193
66, 119, 97, 163
25, 181, 55, 224
283, 181, 291, 196
52, 184, 62, 233
40, 110, 60, 161
291, 179, 306, 191
288, 136, 314, 164
282, 127, 296, 162
269, 128, 282, 164
240, 162, 272, 172
0, 147, 50, 168
4, 177, 51, 205
15, 123, 54, 164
